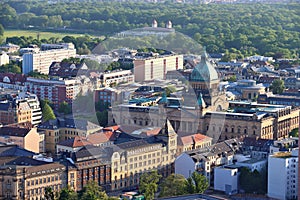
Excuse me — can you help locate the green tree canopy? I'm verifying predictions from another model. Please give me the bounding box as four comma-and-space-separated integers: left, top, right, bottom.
239, 167, 267, 194
269, 79, 285, 94
190, 172, 209, 194
79, 181, 108, 200
58, 186, 77, 200
58, 101, 72, 115
42, 102, 56, 122
159, 174, 188, 197
139, 170, 162, 200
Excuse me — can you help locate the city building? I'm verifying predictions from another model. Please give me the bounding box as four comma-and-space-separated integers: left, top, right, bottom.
73, 145, 112, 191
175, 139, 240, 185
0, 51, 9, 66
241, 137, 273, 159
41, 43, 75, 51
258, 92, 300, 107
177, 133, 213, 154
100, 70, 134, 87
56, 136, 92, 154
25, 77, 82, 109
133, 54, 183, 82
49, 61, 88, 78
38, 118, 102, 153
214, 166, 238, 195
110, 119, 177, 191
268, 149, 298, 200
0, 126, 41, 153
226, 79, 266, 101
235, 158, 267, 172
94, 87, 121, 105
0, 43, 20, 54
0, 158, 77, 200
22, 46, 76, 74
0, 73, 27, 91
0, 90, 42, 126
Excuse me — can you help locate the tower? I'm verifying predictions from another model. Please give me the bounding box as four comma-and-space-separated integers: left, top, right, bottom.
166, 21, 172, 29
189, 47, 228, 111
152, 19, 158, 28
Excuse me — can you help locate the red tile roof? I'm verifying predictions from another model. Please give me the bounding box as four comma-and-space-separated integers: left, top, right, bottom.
180, 133, 211, 146
57, 136, 92, 148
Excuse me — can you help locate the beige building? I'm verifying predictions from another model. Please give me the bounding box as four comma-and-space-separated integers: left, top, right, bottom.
110, 120, 177, 191
0, 126, 41, 153
0, 159, 77, 200
134, 54, 183, 82
38, 118, 102, 153
177, 133, 213, 154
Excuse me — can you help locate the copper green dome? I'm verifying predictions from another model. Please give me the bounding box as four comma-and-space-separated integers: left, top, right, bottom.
190, 48, 219, 82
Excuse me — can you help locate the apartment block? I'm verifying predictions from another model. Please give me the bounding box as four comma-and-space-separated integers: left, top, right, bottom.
134, 54, 183, 82
100, 70, 134, 87
268, 149, 298, 200
25, 77, 82, 110
22, 47, 76, 74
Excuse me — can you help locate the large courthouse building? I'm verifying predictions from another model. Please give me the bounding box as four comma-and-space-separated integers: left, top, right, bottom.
112, 49, 300, 142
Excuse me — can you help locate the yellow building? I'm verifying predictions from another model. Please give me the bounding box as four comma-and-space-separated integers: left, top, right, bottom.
110, 120, 177, 191
38, 118, 102, 153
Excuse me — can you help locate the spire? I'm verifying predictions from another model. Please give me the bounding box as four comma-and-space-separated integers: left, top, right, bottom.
201, 46, 208, 61
197, 93, 206, 108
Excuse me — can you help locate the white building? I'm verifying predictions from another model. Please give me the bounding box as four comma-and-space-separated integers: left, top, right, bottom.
101, 70, 134, 87
214, 166, 238, 195
235, 158, 267, 172
17, 92, 42, 126
175, 139, 239, 185
134, 54, 183, 82
0, 52, 9, 66
22, 47, 76, 74
268, 149, 298, 200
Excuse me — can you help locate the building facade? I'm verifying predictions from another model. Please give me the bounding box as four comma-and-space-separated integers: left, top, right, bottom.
134, 54, 183, 82
22, 47, 76, 75
0, 161, 76, 200
25, 78, 82, 110
100, 70, 134, 87
268, 150, 298, 200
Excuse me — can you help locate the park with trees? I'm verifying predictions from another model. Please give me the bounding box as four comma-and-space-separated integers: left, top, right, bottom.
0, 1, 299, 59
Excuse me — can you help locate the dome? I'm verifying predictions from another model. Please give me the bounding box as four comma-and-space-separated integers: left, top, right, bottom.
190, 48, 219, 82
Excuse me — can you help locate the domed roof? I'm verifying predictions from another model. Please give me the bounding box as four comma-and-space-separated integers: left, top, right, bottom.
190, 48, 219, 82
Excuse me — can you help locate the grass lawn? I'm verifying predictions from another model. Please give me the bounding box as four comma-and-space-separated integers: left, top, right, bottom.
4, 29, 96, 40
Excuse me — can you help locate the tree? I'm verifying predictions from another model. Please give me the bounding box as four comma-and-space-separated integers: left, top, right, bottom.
58, 101, 72, 115
59, 186, 77, 200
185, 177, 196, 194
42, 102, 56, 122
289, 128, 299, 137
165, 86, 176, 97
0, 24, 4, 42
269, 79, 285, 94
139, 170, 162, 200
79, 181, 108, 200
159, 174, 188, 197
239, 167, 267, 194
190, 172, 209, 194
45, 187, 55, 200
